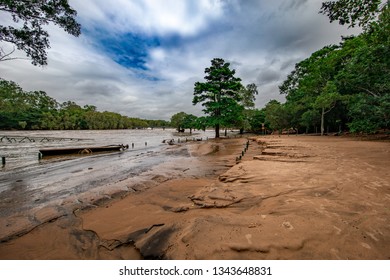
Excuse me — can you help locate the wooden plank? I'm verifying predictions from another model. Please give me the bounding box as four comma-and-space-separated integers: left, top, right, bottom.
39, 145, 129, 157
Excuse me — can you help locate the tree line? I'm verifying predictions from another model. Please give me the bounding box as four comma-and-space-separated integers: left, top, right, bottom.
0, 79, 168, 130
274, 1, 389, 135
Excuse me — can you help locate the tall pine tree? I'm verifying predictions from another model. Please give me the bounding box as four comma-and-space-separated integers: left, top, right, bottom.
193, 58, 243, 138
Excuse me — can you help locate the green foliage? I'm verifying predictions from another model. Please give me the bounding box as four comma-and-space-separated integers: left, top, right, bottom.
264, 100, 289, 132
18, 121, 27, 129
239, 83, 258, 108
0, 0, 81, 65
337, 8, 390, 98
314, 81, 342, 135
170, 112, 188, 132
275, 3, 390, 134
0, 78, 161, 130
182, 114, 198, 133
320, 0, 384, 28
193, 58, 243, 138
243, 108, 267, 133
300, 110, 321, 133
0, 79, 32, 129
233, 83, 259, 133
347, 93, 390, 133
193, 116, 208, 131
168, 111, 206, 133
313, 82, 339, 110
279, 45, 344, 134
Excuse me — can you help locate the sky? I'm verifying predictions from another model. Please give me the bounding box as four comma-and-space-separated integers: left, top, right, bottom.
0, 0, 360, 120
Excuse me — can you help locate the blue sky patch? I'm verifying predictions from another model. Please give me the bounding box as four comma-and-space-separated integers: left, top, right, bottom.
98, 33, 160, 70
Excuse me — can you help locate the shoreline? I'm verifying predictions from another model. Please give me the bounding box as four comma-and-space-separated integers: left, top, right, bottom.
0, 135, 389, 259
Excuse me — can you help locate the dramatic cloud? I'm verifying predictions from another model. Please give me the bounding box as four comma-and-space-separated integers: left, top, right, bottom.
0, 0, 360, 120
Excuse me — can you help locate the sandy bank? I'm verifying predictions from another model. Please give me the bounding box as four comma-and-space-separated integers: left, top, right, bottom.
0, 136, 389, 259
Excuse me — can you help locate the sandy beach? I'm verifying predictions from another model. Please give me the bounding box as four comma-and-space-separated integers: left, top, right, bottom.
0, 135, 389, 259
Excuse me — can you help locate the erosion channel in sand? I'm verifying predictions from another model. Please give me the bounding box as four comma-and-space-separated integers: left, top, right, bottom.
0, 135, 389, 259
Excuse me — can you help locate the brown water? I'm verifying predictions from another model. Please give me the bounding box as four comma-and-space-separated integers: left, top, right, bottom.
0, 129, 214, 241
0, 129, 212, 170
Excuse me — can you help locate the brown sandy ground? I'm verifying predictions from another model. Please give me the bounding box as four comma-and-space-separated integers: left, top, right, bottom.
0, 136, 389, 259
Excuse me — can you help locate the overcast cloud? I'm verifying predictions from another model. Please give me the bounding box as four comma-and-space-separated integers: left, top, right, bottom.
0, 0, 360, 120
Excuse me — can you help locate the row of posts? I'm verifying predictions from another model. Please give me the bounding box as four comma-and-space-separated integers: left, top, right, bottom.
131, 142, 148, 149
236, 140, 250, 164
130, 137, 209, 148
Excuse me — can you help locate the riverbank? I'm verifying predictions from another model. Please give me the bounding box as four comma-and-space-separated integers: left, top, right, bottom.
0, 135, 389, 259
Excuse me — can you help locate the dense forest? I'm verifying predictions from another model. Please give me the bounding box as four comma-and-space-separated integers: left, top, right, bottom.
275, 3, 389, 134
0, 79, 169, 130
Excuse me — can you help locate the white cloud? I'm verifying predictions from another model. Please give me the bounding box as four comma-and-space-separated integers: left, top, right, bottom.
0, 0, 361, 120
71, 0, 224, 36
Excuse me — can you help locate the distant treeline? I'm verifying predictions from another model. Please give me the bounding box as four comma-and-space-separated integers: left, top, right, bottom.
0, 79, 169, 130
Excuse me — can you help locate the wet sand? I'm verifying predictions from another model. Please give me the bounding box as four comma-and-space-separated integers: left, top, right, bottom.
0, 135, 389, 259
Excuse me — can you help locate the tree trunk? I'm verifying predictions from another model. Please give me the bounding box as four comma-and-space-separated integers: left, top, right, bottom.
215, 124, 220, 138
321, 107, 325, 136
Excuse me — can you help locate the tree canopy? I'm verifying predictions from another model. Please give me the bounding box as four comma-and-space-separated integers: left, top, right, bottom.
193, 58, 243, 138
0, 79, 168, 130
170, 112, 198, 133
319, 0, 386, 28
0, 0, 81, 66
275, 1, 390, 134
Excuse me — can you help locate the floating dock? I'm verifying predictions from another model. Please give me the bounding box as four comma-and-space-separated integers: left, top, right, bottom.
39, 144, 129, 157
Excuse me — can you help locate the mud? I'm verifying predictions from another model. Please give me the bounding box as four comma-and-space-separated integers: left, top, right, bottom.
0, 136, 389, 259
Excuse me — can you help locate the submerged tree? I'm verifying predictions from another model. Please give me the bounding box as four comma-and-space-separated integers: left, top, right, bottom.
193, 58, 243, 138
171, 112, 190, 132
0, 0, 81, 66
182, 113, 198, 134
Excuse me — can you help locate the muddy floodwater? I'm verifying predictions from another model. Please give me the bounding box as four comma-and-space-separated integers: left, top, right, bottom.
0, 129, 214, 242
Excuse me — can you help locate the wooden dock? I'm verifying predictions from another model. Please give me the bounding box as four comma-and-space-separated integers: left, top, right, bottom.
39, 144, 129, 157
